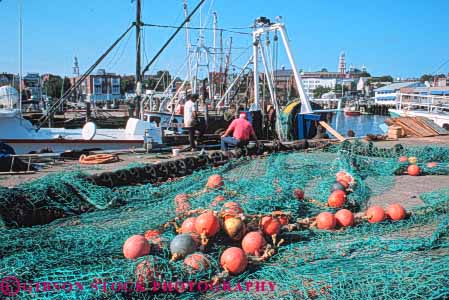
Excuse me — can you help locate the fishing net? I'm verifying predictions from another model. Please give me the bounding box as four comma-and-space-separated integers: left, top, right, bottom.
1, 139, 449, 300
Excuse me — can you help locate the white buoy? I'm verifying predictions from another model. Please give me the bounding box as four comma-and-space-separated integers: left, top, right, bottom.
82, 122, 97, 140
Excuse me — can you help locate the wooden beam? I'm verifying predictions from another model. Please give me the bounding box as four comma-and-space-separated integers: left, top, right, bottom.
319, 121, 346, 142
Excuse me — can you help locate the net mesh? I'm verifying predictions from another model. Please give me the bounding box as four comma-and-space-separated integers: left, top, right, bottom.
0, 140, 449, 299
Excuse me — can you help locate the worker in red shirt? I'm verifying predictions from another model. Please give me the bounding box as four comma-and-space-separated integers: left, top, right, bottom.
221, 112, 259, 153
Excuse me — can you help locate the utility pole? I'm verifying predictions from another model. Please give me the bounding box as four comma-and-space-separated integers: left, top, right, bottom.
135, 0, 142, 118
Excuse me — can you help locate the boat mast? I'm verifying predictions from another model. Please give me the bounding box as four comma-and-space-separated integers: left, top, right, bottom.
212, 11, 217, 98
184, 0, 192, 91
18, 0, 23, 116
135, 0, 142, 117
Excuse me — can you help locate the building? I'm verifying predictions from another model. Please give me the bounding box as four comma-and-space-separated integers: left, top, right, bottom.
302, 78, 337, 99
22, 73, 43, 100
71, 69, 121, 102
374, 82, 425, 105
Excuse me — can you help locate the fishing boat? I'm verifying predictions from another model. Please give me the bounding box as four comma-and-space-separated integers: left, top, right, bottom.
344, 105, 361, 116
388, 93, 449, 129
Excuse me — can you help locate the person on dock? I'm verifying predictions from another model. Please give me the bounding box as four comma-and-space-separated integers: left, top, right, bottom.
184, 94, 199, 150
221, 112, 259, 154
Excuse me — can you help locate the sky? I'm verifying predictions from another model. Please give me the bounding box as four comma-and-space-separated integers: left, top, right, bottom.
1, 0, 449, 79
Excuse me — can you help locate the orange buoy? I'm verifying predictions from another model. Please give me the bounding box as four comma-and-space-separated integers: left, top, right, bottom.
123, 235, 151, 259
223, 217, 246, 240
336, 171, 354, 185
398, 156, 408, 163
241, 231, 266, 256
407, 165, 420, 176
260, 216, 281, 236
273, 211, 289, 225
181, 217, 197, 234
220, 247, 248, 275
338, 179, 349, 189
184, 253, 210, 273
293, 188, 305, 200
328, 190, 347, 208
174, 193, 190, 204
195, 212, 220, 237
335, 209, 354, 227
135, 258, 158, 285
427, 162, 438, 168
221, 202, 243, 219
386, 204, 407, 221
206, 174, 224, 189
316, 212, 336, 230
366, 206, 385, 223
210, 195, 226, 207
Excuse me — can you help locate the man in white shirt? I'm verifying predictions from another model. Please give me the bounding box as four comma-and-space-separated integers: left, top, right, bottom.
184, 94, 198, 150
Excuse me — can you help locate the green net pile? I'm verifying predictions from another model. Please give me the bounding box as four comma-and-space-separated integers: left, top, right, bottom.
1, 140, 449, 299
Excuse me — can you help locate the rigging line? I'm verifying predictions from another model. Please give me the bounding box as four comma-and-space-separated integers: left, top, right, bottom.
142, 27, 150, 66
432, 59, 449, 75
142, 23, 252, 35
36, 23, 135, 131
108, 28, 133, 71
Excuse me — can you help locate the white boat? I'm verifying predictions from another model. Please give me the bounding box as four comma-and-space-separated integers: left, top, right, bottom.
0, 86, 186, 154
388, 93, 449, 129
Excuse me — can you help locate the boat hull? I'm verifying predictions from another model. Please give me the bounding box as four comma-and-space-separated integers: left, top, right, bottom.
344, 111, 361, 116
2, 139, 143, 154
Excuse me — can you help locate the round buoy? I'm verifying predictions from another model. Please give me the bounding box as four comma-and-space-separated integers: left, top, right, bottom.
221, 202, 243, 219
184, 253, 210, 273
366, 206, 385, 223
181, 217, 197, 234
123, 235, 151, 259
220, 247, 248, 275
386, 204, 407, 221
175, 194, 191, 215
331, 181, 347, 193
260, 216, 281, 236
328, 190, 347, 208
223, 217, 246, 240
242, 231, 266, 256
335, 209, 354, 227
195, 211, 220, 237
427, 162, 438, 168
135, 257, 158, 285
293, 188, 305, 200
407, 165, 420, 176
316, 212, 336, 230
174, 193, 190, 204
398, 156, 408, 163
338, 179, 349, 189
273, 211, 289, 225
206, 174, 224, 189
210, 195, 226, 207
408, 156, 417, 165
144, 230, 163, 249
170, 234, 197, 258
336, 171, 354, 185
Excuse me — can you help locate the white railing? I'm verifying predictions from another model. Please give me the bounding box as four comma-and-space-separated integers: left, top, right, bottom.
397, 93, 449, 112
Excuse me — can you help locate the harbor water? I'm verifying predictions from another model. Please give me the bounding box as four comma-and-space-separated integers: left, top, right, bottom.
330, 112, 388, 137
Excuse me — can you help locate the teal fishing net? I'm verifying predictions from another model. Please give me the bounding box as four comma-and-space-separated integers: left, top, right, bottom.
0, 140, 449, 299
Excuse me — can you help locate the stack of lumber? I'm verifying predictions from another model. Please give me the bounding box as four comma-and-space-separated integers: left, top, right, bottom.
388, 117, 449, 137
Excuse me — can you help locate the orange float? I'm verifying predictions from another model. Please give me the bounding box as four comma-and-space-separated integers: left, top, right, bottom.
366, 206, 385, 223
184, 253, 210, 273
398, 156, 408, 163
427, 162, 438, 168
206, 174, 224, 189
123, 235, 151, 259
336, 171, 354, 185
220, 247, 248, 275
260, 216, 281, 236
386, 204, 407, 221
195, 212, 220, 238
143, 230, 163, 249
407, 165, 420, 176
221, 202, 243, 220
181, 217, 197, 234
135, 258, 158, 285
174, 194, 191, 215
328, 190, 347, 208
242, 231, 266, 256
210, 195, 226, 207
334, 209, 354, 227
316, 212, 336, 230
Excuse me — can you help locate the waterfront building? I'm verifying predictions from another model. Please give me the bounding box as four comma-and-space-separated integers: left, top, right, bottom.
302, 78, 337, 99
71, 69, 121, 103
374, 82, 425, 105
22, 73, 43, 100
